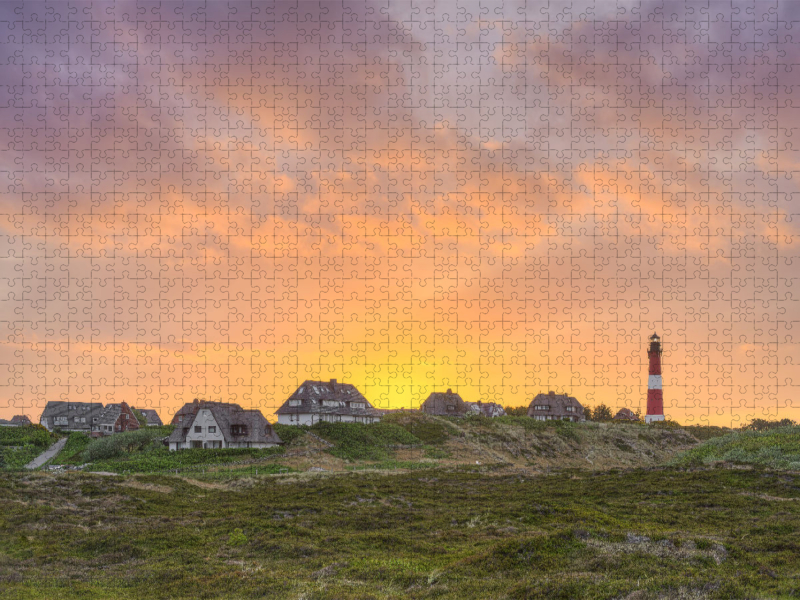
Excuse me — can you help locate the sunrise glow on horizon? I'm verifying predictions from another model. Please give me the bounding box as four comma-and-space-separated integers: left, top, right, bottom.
1, 1, 798, 427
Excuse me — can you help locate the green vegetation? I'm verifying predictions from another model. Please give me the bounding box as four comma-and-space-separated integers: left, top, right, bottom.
86, 446, 286, 474
0, 426, 59, 471
0, 466, 798, 599
272, 423, 308, 444
312, 421, 421, 461
673, 426, 800, 469
82, 428, 171, 462
48, 433, 92, 465
131, 408, 148, 428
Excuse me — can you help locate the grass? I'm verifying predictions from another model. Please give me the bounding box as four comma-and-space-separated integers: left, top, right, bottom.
672, 426, 800, 469
47, 433, 92, 465
0, 426, 60, 471
0, 466, 798, 599
85, 446, 286, 474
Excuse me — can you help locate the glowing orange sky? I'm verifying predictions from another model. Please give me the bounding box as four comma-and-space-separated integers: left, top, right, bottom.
1, 1, 799, 426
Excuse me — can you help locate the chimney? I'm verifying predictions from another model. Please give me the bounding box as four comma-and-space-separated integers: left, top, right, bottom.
446, 388, 452, 394
330, 379, 337, 385
549, 391, 555, 396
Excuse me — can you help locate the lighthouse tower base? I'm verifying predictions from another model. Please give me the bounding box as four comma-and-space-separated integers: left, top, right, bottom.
645, 414, 664, 424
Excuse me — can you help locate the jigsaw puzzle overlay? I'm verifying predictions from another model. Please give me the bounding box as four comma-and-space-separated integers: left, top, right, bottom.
1, 0, 798, 427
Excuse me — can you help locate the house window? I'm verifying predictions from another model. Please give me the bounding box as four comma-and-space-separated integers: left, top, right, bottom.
178, 415, 183, 423
351, 402, 365, 409
124, 413, 128, 420
566, 407, 574, 412
322, 400, 337, 407
208, 426, 216, 433
54, 417, 68, 425
191, 441, 202, 449
447, 405, 454, 411
93, 417, 97, 422
288, 400, 301, 407
535, 405, 550, 411
194, 426, 202, 433
231, 425, 247, 435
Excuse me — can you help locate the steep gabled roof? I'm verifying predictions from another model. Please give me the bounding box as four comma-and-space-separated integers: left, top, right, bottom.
133, 408, 163, 426
276, 380, 382, 417
168, 403, 282, 446
40, 401, 105, 427
613, 408, 639, 421
527, 392, 585, 420
421, 389, 468, 415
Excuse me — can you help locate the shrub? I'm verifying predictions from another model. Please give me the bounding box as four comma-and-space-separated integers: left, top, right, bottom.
310, 422, 421, 461
272, 423, 309, 444
228, 528, 247, 546
82, 428, 168, 462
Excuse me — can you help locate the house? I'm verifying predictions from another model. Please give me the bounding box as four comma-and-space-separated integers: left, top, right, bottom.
133, 407, 163, 426
0, 415, 32, 427
91, 402, 140, 437
466, 401, 506, 418
613, 408, 639, 421
420, 389, 469, 416
276, 379, 382, 425
171, 398, 228, 425
39, 401, 105, 432
167, 402, 282, 450
527, 391, 585, 422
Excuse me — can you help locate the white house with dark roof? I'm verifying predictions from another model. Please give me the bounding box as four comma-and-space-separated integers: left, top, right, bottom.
167, 402, 282, 451
276, 379, 382, 425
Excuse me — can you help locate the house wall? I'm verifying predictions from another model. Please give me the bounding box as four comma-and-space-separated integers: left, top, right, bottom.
277, 413, 380, 426
227, 442, 278, 449
183, 409, 225, 448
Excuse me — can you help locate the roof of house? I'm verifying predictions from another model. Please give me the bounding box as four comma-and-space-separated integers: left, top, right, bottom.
613, 408, 639, 421
275, 380, 382, 417
420, 389, 468, 415
466, 401, 506, 417
95, 403, 132, 428
40, 401, 105, 426
168, 402, 282, 446
171, 399, 229, 424
0, 415, 29, 426
527, 392, 585, 420
133, 408, 163, 426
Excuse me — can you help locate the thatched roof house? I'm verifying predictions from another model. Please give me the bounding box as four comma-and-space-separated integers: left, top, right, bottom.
167, 402, 282, 450
276, 379, 382, 425
420, 389, 468, 416
613, 408, 639, 421
527, 391, 585, 422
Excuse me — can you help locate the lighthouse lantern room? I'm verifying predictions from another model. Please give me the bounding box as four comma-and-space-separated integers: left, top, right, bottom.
645, 333, 665, 424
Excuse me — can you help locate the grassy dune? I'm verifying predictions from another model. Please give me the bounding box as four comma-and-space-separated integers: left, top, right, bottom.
0, 466, 798, 599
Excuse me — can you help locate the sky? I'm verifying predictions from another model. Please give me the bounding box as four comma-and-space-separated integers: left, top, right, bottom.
1, 0, 799, 426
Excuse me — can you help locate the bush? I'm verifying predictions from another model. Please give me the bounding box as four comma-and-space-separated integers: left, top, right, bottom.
310, 422, 421, 461
0, 425, 58, 448
272, 423, 309, 444
82, 429, 168, 462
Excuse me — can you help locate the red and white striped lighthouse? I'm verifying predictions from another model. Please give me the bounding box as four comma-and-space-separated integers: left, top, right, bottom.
645, 333, 665, 424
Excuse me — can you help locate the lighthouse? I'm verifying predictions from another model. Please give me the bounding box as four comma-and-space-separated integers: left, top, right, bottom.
645, 333, 665, 424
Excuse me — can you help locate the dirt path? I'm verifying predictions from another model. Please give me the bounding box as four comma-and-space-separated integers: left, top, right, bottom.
25, 437, 67, 470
